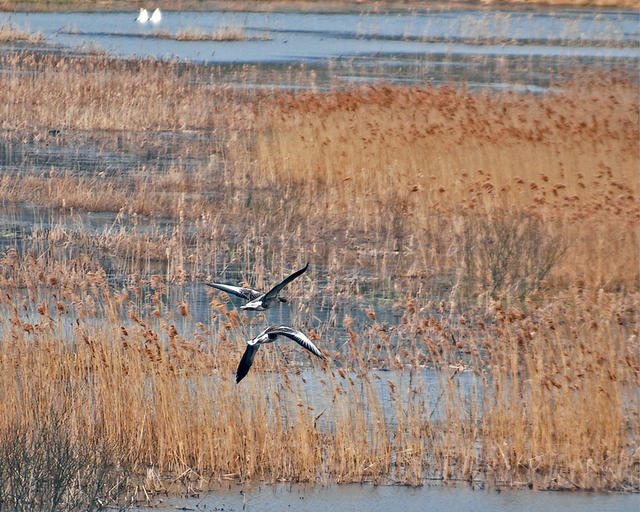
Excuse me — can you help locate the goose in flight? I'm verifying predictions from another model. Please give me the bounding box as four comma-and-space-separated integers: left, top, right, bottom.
150, 8, 162, 24
206, 263, 309, 311
136, 8, 149, 23
236, 325, 325, 382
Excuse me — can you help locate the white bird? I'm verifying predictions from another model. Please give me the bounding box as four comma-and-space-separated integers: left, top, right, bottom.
150, 8, 162, 24
136, 8, 149, 24
236, 325, 325, 383
206, 263, 308, 311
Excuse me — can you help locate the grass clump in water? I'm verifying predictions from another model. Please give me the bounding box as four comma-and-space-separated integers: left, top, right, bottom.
0, 23, 44, 44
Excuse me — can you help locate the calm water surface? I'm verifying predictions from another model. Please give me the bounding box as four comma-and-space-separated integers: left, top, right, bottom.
133, 482, 640, 512
1, 8, 638, 90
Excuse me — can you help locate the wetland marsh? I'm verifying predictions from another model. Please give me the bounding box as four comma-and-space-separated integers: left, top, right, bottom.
0, 4, 638, 511
1, 7, 639, 90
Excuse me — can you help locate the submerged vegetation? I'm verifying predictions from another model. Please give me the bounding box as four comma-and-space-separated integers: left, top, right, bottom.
0, 48, 638, 506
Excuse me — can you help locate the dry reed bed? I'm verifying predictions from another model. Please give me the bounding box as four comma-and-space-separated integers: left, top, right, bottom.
1, 53, 637, 297
0, 247, 637, 497
251, 73, 639, 293
0, 51, 638, 498
0, 52, 256, 133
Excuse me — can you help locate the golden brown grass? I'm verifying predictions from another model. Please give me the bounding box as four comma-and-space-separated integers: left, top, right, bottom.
0, 50, 638, 498
0, 53, 255, 132
251, 73, 639, 294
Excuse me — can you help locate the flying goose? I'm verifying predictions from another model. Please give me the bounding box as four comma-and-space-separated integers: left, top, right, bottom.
136, 8, 149, 23
236, 325, 324, 382
206, 263, 309, 311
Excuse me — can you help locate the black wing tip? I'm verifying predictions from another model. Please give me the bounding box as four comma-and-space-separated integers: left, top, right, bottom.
236, 363, 250, 383
290, 262, 309, 278
236, 345, 258, 383
293, 262, 309, 276
313, 347, 326, 359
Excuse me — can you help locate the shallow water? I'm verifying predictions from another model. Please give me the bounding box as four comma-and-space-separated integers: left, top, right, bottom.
2, 8, 638, 90
133, 482, 640, 512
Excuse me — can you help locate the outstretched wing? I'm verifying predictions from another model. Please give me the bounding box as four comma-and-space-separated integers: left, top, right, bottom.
262, 263, 309, 302
272, 326, 324, 359
236, 344, 260, 383
207, 282, 261, 301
